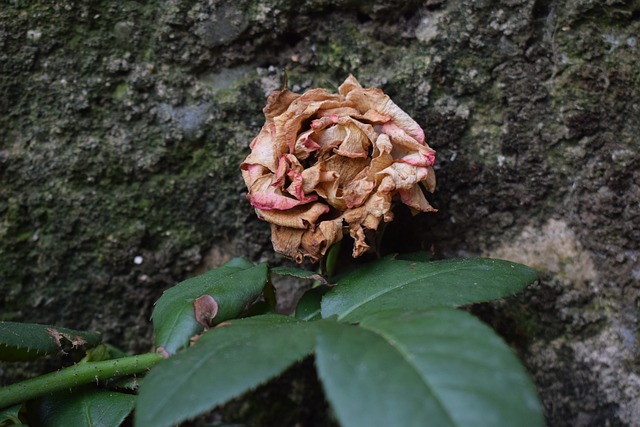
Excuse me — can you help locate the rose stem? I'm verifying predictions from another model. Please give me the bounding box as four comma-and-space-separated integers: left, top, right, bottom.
0, 352, 163, 408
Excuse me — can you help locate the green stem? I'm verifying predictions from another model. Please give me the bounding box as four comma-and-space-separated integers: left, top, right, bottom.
0, 352, 163, 409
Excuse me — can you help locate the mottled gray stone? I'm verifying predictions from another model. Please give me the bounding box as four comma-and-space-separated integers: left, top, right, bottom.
1, 0, 638, 425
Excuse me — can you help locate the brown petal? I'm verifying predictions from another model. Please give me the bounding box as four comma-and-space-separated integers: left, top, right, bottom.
422, 166, 437, 193
264, 89, 301, 120
342, 176, 375, 208
398, 186, 437, 213
257, 202, 329, 229
321, 155, 370, 209
274, 91, 344, 152
240, 124, 285, 173
317, 106, 361, 118
332, 122, 371, 159
301, 162, 339, 194
337, 74, 363, 96
367, 133, 394, 179
293, 129, 321, 160
270, 225, 305, 264
382, 122, 436, 166
376, 162, 431, 191
300, 219, 343, 262
241, 164, 268, 189
340, 75, 425, 145
349, 225, 369, 258
271, 219, 343, 264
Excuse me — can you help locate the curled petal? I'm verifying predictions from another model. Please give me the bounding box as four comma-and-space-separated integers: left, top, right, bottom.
382, 122, 436, 167
367, 133, 394, 177
349, 225, 369, 258
301, 220, 344, 263
395, 150, 436, 167
318, 107, 361, 118
301, 162, 339, 194
398, 186, 437, 213
274, 92, 344, 152
342, 176, 375, 209
241, 164, 268, 188
248, 175, 311, 210
340, 75, 425, 144
322, 155, 370, 209
293, 129, 321, 160
332, 122, 371, 159
311, 114, 340, 131
270, 225, 305, 264
422, 166, 437, 193
271, 219, 343, 264
241, 124, 285, 173
258, 202, 329, 229
376, 162, 431, 192
264, 90, 301, 121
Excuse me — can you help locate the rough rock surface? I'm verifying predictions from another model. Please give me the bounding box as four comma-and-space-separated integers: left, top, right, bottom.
1, 1, 638, 425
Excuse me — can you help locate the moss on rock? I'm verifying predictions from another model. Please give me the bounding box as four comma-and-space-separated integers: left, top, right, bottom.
1, 0, 639, 425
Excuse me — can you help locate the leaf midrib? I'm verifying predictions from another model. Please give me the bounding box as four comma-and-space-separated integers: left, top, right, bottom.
333, 264, 464, 319
361, 323, 459, 427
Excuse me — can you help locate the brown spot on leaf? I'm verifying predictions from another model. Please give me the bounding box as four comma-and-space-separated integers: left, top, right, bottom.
46, 328, 88, 355
193, 294, 219, 329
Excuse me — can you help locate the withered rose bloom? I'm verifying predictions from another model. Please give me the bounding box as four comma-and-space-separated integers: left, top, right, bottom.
241, 75, 436, 263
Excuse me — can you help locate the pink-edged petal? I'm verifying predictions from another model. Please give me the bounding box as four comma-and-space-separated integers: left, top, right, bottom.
395, 150, 436, 167
293, 129, 321, 160
249, 189, 305, 210
241, 164, 268, 188
240, 123, 284, 173
286, 169, 318, 204
274, 91, 344, 152
273, 156, 289, 186
248, 174, 315, 210
311, 114, 339, 131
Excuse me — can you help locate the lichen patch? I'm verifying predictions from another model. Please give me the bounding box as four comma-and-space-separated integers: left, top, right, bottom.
486, 219, 597, 284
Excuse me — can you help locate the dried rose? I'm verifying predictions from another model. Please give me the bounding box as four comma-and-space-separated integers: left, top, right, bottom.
241, 75, 436, 263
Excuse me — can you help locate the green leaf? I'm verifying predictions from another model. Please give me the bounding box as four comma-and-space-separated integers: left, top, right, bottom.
152, 258, 268, 354
0, 322, 101, 362
395, 251, 433, 262
321, 257, 538, 322
294, 287, 327, 321
270, 266, 328, 284
0, 404, 21, 425
29, 388, 135, 427
136, 315, 317, 427
315, 309, 543, 427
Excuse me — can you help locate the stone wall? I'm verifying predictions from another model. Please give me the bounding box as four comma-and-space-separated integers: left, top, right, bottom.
1, 1, 638, 425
